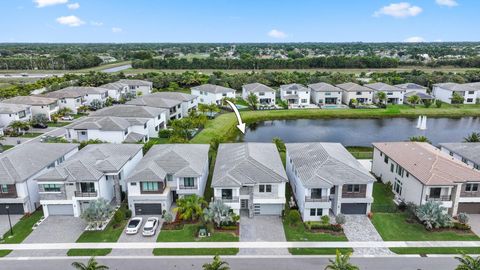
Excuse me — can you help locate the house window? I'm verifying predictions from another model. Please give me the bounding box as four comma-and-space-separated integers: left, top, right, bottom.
301, 99, 308, 103
141, 182, 159, 192
330, 186, 336, 194
356, 92, 362, 95
183, 177, 195, 187
311, 188, 323, 198
80, 182, 95, 193
449, 151, 454, 156
390, 164, 394, 172
286, 91, 292, 94
42, 184, 61, 192
384, 155, 388, 164
310, 208, 323, 216
346, 185, 360, 193
0, 184, 8, 193
259, 92, 265, 96
396, 164, 404, 177
166, 174, 173, 181
394, 179, 402, 195
131, 182, 137, 186
468, 91, 475, 95
325, 92, 331, 96
259, 184, 272, 193
124, 130, 128, 135
18, 111, 26, 118
222, 189, 233, 200
466, 184, 479, 192
467, 98, 473, 103
144, 123, 147, 129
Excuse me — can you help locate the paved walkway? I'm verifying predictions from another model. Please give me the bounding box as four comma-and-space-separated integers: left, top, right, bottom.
238, 216, 289, 255
0, 215, 21, 238
342, 215, 394, 256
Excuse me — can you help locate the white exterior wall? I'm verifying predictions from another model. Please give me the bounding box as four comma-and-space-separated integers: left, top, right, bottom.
241, 88, 276, 105
58, 97, 84, 114
342, 91, 373, 105
214, 187, 241, 214
84, 93, 107, 105
66, 128, 127, 143
30, 103, 59, 121
440, 146, 478, 169
192, 89, 236, 105
433, 87, 454, 104
0, 108, 32, 127
280, 89, 310, 105
373, 91, 404, 104
127, 183, 172, 216
310, 90, 343, 105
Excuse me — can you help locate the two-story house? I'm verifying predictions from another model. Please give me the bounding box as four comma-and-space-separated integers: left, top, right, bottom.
440, 143, 480, 170
126, 144, 210, 216
90, 105, 167, 138
337, 82, 373, 105
191, 84, 236, 105
432, 83, 478, 104
117, 79, 153, 96
100, 82, 129, 101
0, 103, 32, 128
0, 143, 78, 215
396, 83, 434, 104
149, 92, 198, 115
2, 96, 59, 121
308, 82, 343, 106
241, 83, 276, 106
126, 93, 188, 121
36, 144, 142, 217
212, 143, 288, 218
280, 84, 310, 107
365, 82, 405, 104
372, 142, 480, 215
44, 87, 86, 114
286, 143, 375, 220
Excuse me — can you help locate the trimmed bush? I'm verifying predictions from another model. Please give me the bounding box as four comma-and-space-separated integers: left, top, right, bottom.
453, 222, 471, 231
335, 214, 346, 225
125, 209, 132, 219
321, 215, 330, 225
306, 222, 343, 232
457, 212, 469, 225
113, 210, 125, 224
287, 210, 302, 226
159, 129, 173, 138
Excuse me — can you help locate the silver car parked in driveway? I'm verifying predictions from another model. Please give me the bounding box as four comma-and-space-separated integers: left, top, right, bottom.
142, 217, 159, 236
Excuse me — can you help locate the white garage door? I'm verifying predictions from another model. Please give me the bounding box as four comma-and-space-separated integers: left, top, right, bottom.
48, 204, 74, 216
254, 204, 283, 216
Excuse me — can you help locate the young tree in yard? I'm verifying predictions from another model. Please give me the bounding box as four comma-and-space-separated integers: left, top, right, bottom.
57, 107, 73, 117
454, 253, 480, 270
416, 201, 452, 230
451, 92, 465, 105
89, 99, 104, 111
423, 99, 432, 108
202, 255, 230, 270
81, 198, 114, 228
174, 195, 207, 222
31, 114, 48, 126
170, 118, 195, 142
206, 103, 220, 116
376, 91, 387, 105
464, 132, 480, 143
8, 121, 30, 135
435, 99, 443, 108
71, 257, 109, 270
407, 94, 421, 108
203, 200, 233, 228
246, 92, 259, 110
324, 250, 359, 270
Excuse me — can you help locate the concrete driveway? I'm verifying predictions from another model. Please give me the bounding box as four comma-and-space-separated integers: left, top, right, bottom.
468, 214, 480, 236
238, 216, 289, 255
342, 215, 393, 256
0, 215, 22, 238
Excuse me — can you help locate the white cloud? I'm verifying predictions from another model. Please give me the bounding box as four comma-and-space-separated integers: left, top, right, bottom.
436, 0, 458, 7
56, 15, 85, 27
404, 36, 426, 43
34, 0, 68, 8
374, 2, 422, 18
90, 21, 103, 26
67, 2, 80, 10
267, 29, 287, 39
112, 27, 123, 33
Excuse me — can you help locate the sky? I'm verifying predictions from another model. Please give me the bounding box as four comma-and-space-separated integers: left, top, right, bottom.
0, 0, 478, 43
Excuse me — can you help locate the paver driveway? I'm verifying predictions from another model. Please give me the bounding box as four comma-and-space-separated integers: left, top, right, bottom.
342, 215, 393, 256
0, 215, 21, 238
468, 214, 480, 237
238, 216, 289, 255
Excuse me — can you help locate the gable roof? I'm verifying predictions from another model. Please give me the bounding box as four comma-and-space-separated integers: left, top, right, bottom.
242, 83, 275, 93
100, 82, 129, 91
66, 116, 131, 131
439, 143, 480, 166
336, 82, 372, 92
308, 82, 342, 92
286, 143, 375, 188
192, 84, 235, 94
0, 143, 78, 184
280, 84, 308, 92
126, 93, 182, 109
0, 103, 30, 114
36, 144, 142, 182
150, 92, 197, 102
127, 144, 209, 182
395, 83, 427, 91
433, 83, 477, 92
3, 96, 58, 106
373, 142, 480, 186
44, 86, 108, 99
465, 82, 480, 90
364, 82, 404, 92
212, 143, 288, 187
117, 79, 152, 87
90, 105, 166, 118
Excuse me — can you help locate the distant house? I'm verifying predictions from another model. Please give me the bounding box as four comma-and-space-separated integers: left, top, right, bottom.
365, 82, 405, 104
126, 92, 197, 121
395, 83, 428, 95
191, 84, 236, 105
280, 84, 310, 107
44, 87, 109, 112
0, 103, 32, 128
2, 96, 59, 121
308, 82, 343, 106
212, 143, 288, 217
0, 143, 78, 215
90, 105, 167, 138
432, 83, 478, 104
117, 79, 153, 96
65, 116, 149, 143
336, 82, 373, 105
372, 142, 480, 215
440, 143, 480, 170
241, 83, 276, 106
100, 82, 129, 101
286, 143, 375, 220
126, 144, 210, 216
36, 144, 142, 217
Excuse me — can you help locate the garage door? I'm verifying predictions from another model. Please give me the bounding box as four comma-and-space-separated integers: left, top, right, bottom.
134, 203, 162, 215
0, 203, 24, 215
47, 204, 74, 216
253, 204, 283, 216
458, 203, 480, 214
341, 203, 367, 215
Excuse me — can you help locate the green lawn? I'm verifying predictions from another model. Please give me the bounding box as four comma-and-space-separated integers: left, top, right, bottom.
47, 122, 70, 127
371, 213, 480, 241
157, 224, 238, 242
283, 220, 348, 242
0, 210, 43, 244
289, 248, 353, 255
390, 247, 480, 255
1, 145, 15, 151
17, 132, 43, 138
152, 248, 238, 256
346, 146, 374, 159
75, 219, 127, 243
148, 137, 169, 144
371, 182, 397, 213
67, 249, 112, 256
0, 250, 12, 257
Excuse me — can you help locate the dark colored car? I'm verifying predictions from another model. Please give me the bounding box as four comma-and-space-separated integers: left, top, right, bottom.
32, 123, 48, 129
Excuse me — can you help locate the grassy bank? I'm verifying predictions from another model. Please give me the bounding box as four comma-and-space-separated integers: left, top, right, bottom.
0, 250, 12, 257
152, 248, 238, 256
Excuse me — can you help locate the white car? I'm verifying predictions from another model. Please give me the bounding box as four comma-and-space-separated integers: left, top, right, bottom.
142, 217, 159, 236
125, 217, 143, 235
61, 115, 74, 121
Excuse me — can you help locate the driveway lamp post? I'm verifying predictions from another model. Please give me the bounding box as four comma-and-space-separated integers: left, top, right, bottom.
5, 205, 13, 236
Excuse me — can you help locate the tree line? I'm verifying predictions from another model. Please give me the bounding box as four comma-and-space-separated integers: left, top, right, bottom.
0, 54, 103, 70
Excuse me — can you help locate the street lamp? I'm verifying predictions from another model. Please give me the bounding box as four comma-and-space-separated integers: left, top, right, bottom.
5, 205, 13, 236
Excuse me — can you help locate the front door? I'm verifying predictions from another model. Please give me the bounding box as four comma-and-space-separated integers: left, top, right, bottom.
240, 199, 249, 209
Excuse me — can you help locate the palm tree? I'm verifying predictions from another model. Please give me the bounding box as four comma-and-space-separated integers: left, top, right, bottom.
8, 121, 30, 135
464, 132, 480, 143
409, 136, 431, 143
174, 194, 207, 221
407, 94, 421, 108
454, 253, 480, 270
376, 91, 387, 105
324, 250, 359, 270
246, 93, 259, 110
202, 255, 230, 270
71, 257, 109, 270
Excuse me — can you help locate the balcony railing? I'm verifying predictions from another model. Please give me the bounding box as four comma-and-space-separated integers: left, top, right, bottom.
305, 196, 330, 202
215, 196, 239, 203
460, 192, 480, 198
426, 195, 451, 202
0, 193, 17, 199
74, 191, 98, 197
179, 185, 197, 190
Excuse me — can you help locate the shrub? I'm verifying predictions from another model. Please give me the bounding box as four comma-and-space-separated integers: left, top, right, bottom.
113, 209, 125, 224
398, 201, 407, 212
335, 214, 346, 225
435, 99, 443, 108
287, 210, 302, 226
163, 212, 173, 223
457, 212, 470, 225
416, 201, 453, 230
453, 222, 471, 231
307, 222, 343, 232
159, 129, 173, 138
125, 209, 132, 219
321, 215, 330, 225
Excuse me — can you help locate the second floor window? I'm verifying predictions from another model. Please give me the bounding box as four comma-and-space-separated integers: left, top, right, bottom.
466, 183, 479, 192
142, 182, 159, 192
259, 184, 272, 193
18, 111, 26, 118
166, 174, 173, 181
43, 184, 61, 192
80, 182, 95, 193
222, 189, 233, 199
0, 184, 8, 193
346, 184, 360, 193
183, 177, 195, 187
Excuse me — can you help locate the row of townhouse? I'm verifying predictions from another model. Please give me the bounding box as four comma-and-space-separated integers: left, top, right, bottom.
432, 82, 480, 104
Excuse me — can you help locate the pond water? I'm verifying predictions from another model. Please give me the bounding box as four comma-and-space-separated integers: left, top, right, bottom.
241, 117, 480, 146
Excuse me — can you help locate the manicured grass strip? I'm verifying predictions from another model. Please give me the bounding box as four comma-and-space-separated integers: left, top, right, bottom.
371, 182, 397, 213
153, 248, 238, 256
371, 213, 480, 241
0, 250, 12, 257
47, 122, 70, 127
0, 210, 43, 244
157, 224, 238, 242
283, 220, 348, 242
346, 146, 373, 159
390, 247, 480, 255
75, 219, 127, 243
289, 248, 353, 255
17, 132, 43, 138
67, 249, 112, 256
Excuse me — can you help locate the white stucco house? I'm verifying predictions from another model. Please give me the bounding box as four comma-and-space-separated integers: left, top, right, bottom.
2, 96, 59, 121
0, 103, 32, 128
126, 144, 210, 216
191, 84, 236, 105
117, 79, 153, 96
280, 84, 310, 107
44, 87, 85, 114
286, 143, 375, 221
36, 144, 143, 217
0, 143, 78, 215
212, 143, 288, 217
100, 82, 129, 101
432, 83, 478, 104
365, 82, 405, 104
372, 142, 480, 215
336, 82, 373, 105
395, 83, 434, 103
308, 82, 343, 106
127, 92, 197, 121
440, 143, 480, 171
241, 83, 276, 106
